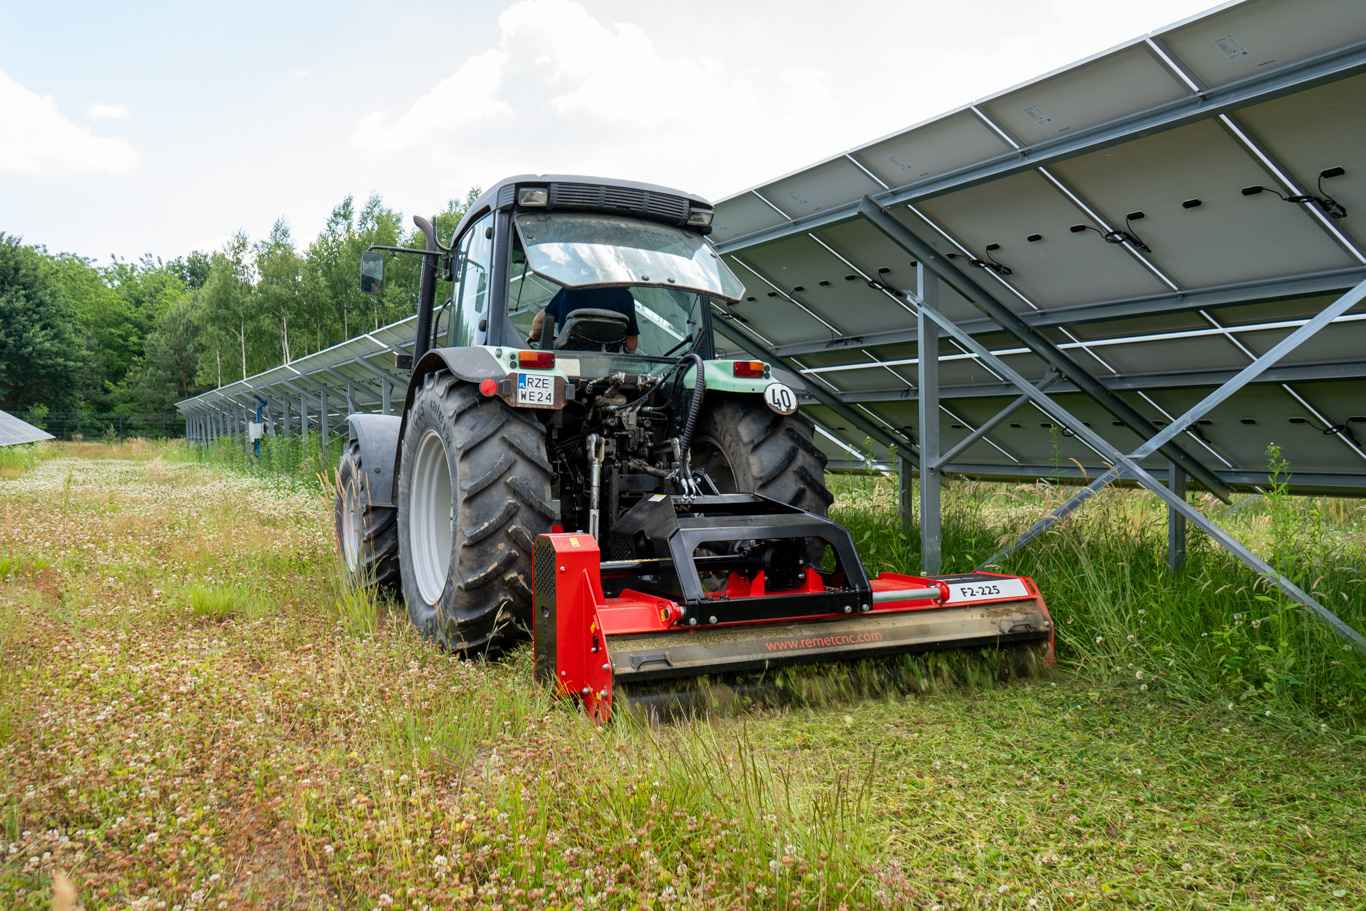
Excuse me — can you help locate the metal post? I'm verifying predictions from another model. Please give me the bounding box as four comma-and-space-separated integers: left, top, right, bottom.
1168, 465, 1187, 572
299, 396, 307, 436
346, 381, 354, 415
319, 388, 329, 450
916, 278, 1366, 654
898, 455, 914, 532
916, 263, 942, 575
857, 196, 1231, 502
282, 399, 291, 436
382, 380, 392, 415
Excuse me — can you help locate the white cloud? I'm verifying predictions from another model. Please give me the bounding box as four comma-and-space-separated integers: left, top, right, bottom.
0, 71, 138, 175
87, 102, 130, 121
352, 48, 513, 155
348, 0, 837, 200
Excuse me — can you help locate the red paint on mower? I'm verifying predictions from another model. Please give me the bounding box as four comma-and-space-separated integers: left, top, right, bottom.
532, 533, 1053, 721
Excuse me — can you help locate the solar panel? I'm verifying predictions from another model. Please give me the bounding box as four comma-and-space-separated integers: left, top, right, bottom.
0, 411, 54, 447
707, 0, 1366, 494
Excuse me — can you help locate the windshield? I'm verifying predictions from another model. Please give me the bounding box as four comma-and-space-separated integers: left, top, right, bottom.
513, 211, 745, 302
506, 243, 707, 358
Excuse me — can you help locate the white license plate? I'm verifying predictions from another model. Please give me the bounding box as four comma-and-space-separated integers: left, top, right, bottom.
946, 578, 1029, 603
516, 372, 555, 407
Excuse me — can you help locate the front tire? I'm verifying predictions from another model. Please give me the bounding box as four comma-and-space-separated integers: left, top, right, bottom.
335, 440, 400, 592
397, 371, 555, 653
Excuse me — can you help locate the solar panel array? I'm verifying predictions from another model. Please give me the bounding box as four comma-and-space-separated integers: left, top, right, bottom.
0, 410, 55, 447
177, 314, 420, 440
705, 0, 1366, 493
180, 0, 1366, 494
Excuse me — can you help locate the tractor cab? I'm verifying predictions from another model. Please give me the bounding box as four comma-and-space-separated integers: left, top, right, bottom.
362, 175, 746, 367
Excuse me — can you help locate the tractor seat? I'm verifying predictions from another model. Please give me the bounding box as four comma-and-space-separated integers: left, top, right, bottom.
554, 308, 630, 351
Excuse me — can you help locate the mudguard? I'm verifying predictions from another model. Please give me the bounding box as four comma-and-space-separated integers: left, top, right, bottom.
345, 413, 402, 508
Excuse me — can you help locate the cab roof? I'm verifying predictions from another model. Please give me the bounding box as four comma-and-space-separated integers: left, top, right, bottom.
449, 174, 717, 244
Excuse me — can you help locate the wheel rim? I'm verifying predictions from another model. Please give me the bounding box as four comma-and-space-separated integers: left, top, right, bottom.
409, 429, 453, 604
340, 479, 363, 572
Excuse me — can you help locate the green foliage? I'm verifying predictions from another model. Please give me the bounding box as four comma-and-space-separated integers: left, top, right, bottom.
0, 444, 50, 480
175, 582, 271, 623
172, 432, 344, 490
0, 234, 83, 413
0, 192, 475, 441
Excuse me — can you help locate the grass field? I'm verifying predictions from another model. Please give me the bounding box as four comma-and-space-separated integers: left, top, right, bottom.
1, 442, 1363, 909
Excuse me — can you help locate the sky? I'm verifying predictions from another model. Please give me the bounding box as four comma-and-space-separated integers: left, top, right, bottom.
1, 0, 1223, 262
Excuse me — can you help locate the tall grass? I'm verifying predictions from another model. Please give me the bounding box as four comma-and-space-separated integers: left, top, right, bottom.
170, 432, 345, 488
0, 443, 51, 479
831, 469, 1366, 730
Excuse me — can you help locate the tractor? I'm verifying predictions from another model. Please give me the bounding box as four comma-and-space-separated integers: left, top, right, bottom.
336, 175, 1052, 719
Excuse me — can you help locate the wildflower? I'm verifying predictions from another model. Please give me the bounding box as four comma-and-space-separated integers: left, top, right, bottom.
1135, 669, 1144, 680
378, 895, 393, 907
1140, 683, 1148, 692
1095, 636, 1104, 644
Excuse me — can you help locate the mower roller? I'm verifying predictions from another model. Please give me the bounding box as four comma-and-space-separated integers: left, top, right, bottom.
335, 174, 1053, 721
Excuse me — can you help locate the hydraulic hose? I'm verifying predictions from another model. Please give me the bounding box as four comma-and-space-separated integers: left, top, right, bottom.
676, 353, 705, 459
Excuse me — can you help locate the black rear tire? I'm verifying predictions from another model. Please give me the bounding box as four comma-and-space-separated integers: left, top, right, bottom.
397, 370, 555, 653
335, 439, 400, 592
692, 398, 833, 515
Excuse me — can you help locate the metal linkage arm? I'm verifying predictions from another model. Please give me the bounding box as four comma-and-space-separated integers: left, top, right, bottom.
857, 196, 1232, 502
915, 284, 1366, 655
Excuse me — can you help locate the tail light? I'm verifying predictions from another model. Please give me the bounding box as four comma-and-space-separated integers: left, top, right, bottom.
518, 350, 556, 369
732, 360, 766, 378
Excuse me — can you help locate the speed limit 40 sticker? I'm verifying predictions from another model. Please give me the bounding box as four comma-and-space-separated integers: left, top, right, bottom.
945, 578, 1029, 603
764, 382, 797, 415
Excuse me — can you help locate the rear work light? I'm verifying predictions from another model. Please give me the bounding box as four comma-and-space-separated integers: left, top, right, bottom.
517, 186, 549, 207
732, 360, 766, 378
518, 350, 556, 369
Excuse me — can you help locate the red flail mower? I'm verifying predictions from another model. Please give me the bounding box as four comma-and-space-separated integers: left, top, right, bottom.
532, 493, 1053, 721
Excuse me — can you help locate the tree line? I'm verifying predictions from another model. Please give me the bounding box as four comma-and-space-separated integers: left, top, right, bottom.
0, 191, 475, 438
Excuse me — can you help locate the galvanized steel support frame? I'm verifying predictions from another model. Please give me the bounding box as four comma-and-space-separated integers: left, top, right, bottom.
931, 276, 1366, 654
916, 264, 942, 574
858, 196, 1231, 502
1168, 466, 1187, 572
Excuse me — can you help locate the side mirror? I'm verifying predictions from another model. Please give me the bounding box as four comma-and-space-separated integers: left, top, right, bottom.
360, 251, 385, 295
